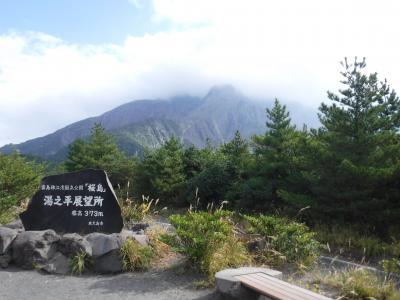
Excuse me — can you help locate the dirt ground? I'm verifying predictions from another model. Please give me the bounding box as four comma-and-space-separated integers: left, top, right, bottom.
0, 267, 221, 300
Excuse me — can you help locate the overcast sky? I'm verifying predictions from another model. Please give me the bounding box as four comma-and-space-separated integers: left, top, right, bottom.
1, 0, 400, 146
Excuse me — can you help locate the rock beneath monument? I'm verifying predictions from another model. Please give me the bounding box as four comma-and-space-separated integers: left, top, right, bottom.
86, 233, 122, 257
93, 249, 123, 273
0, 226, 18, 254
20, 169, 123, 234
43, 252, 71, 275
11, 230, 60, 269
3, 219, 24, 231
58, 233, 92, 257
0, 254, 12, 268
120, 230, 149, 246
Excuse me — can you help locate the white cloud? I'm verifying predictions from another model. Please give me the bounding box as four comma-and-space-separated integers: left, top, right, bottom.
1, 0, 400, 146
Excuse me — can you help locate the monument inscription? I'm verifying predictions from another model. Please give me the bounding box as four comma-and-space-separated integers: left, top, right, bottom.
20, 169, 123, 234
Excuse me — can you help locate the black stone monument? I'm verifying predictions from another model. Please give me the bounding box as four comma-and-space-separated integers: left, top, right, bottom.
20, 169, 123, 234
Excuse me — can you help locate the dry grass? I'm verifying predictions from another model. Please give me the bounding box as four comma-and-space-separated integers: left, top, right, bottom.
120, 195, 159, 224
120, 238, 154, 271
0, 197, 30, 225
315, 224, 394, 260
317, 268, 400, 299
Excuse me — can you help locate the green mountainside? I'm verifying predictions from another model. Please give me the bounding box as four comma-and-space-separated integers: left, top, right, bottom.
0, 85, 317, 160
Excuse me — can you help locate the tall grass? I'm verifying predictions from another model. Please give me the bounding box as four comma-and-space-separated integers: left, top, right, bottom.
120, 194, 159, 224
120, 238, 154, 271
319, 268, 400, 299
314, 224, 400, 261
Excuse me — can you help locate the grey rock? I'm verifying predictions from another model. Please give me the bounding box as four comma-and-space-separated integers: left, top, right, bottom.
93, 249, 123, 273
43, 253, 71, 275
247, 237, 267, 253
58, 233, 92, 257
3, 219, 24, 230
131, 234, 149, 246
215, 267, 282, 299
0, 226, 18, 254
148, 222, 176, 234
86, 233, 122, 257
120, 230, 149, 246
0, 254, 11, 268
11, 230, 60, 269
131, 223, 149, 232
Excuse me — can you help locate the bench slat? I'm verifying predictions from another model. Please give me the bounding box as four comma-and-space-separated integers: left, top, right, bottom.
251, 273, 322, 300
254, 273, 331, 300
237, 274, 304, 300
235, 272, 332, 300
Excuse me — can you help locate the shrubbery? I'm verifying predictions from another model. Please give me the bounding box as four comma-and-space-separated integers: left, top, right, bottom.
169, 210, 250, 282
245, 214, 322, 267
0, 152, 43, 224
167, 210, 321, 282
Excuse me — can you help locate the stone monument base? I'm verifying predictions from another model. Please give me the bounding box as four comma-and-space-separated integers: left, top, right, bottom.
0, 220, 148, 274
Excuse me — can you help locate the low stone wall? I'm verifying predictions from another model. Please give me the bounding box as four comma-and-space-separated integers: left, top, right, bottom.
0, 220, 149, 274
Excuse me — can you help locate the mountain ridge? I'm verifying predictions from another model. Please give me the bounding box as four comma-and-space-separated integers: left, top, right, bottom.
1, 85, 317, 160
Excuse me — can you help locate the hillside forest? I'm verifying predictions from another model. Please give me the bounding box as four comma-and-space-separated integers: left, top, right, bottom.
2, 58, 400, 290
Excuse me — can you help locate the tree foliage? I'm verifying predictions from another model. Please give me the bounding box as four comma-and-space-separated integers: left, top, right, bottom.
4, 57, 399, 236
134, 137, 186, 205
0, 151, 44, 214
65, 123, 136, 186
239, 99, 300, 210
310, 58, 400, 230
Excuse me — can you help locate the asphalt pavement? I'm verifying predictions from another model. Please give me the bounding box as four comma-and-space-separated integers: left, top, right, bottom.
0, 267, 220, 300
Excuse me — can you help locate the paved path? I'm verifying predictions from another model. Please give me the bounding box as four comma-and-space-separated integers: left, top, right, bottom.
0, 267, 220, 300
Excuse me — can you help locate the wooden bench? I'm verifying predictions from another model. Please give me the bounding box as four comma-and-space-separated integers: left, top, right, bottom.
235, 272, 332, 300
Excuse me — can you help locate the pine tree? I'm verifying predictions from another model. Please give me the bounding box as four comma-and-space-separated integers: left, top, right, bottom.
135, 137, 186, 205
221, 130, 250, 180
313, 57, 400, 231
242, 99, 298, 210
65, 123, 136, 185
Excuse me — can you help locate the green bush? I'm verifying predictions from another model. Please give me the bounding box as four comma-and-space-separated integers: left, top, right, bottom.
0, 152, 43, 223
245, 214, 321, 266
381, 258, 400, 274
169, 210, 250, 282
185, 160, 230, 207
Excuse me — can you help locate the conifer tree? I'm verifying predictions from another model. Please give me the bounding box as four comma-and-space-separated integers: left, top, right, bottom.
241, 99, 298, 210
221, 130, 250, 180
65, 123, 136, 185
313, 57, 400, 230
135, 137, 186, 205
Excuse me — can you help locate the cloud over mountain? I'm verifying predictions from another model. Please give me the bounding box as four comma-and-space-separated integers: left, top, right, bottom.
1, 0, 400, 146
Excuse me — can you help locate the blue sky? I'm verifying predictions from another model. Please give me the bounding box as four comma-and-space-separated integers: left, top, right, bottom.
1, 0, 400, 146
0, 0, 163, 43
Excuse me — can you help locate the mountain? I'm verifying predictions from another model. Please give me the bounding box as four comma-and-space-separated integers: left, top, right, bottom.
0, 85, 318, 161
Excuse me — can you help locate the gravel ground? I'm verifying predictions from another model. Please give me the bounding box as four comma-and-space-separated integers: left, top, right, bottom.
0, 267, 221, 300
